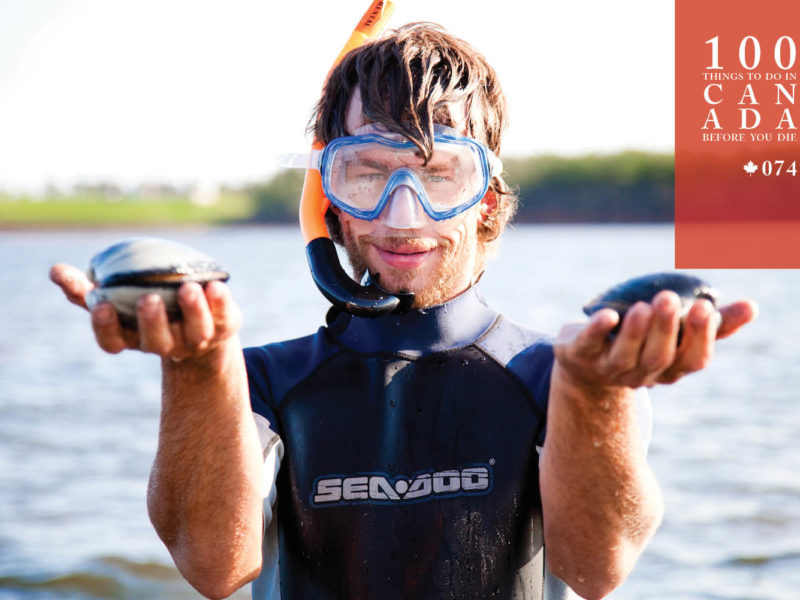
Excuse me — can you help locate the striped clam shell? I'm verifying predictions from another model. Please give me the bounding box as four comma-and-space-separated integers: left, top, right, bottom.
85, 238, 229, 329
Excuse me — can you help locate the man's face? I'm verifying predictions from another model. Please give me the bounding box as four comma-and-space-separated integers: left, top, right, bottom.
334, 93, 490, 308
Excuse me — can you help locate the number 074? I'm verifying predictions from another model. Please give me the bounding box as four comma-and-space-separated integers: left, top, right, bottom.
760, 160, 797, 176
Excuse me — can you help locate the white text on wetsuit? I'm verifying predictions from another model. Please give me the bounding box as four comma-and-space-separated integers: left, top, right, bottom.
312, 465, 492, 506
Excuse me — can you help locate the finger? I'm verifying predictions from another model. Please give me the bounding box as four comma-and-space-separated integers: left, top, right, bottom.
50, 263, 93, 309
716, 300, 759, 339
91, 302, 136, 354
605, 302, 652, 374
167, 319, 191, 362
638, 291, 681, 377
137, 294, 176, 356
177, 282, 215, 350
554, 322, 585, 347
564, 309, 619, 358
660, 299, 716, 383
205, 281, 242, 339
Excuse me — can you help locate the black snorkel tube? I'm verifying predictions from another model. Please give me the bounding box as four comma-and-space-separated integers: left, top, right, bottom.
299, 0, 414, 318
305, 236, 414, 316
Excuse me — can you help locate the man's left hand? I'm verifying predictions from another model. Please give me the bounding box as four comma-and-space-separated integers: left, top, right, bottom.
553, 290, 758, 391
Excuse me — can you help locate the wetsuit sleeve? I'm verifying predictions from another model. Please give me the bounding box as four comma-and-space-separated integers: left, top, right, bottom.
243, 347, 284, 531
504, 340, 555, 449
243, 346, 283, 440
505, 340, 653, 454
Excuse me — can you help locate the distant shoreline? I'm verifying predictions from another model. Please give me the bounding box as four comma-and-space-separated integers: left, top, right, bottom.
0, 221, 673, 234
1, 151, 676, 227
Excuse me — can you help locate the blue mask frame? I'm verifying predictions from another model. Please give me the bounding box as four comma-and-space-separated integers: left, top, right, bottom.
316, 128, 502, 221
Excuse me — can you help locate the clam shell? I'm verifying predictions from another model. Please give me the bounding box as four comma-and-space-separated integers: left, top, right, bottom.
85, 238, 229, 329
583, 272, 721, 333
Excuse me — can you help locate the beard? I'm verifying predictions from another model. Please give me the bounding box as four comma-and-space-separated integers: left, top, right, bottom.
341, 232, 474, 309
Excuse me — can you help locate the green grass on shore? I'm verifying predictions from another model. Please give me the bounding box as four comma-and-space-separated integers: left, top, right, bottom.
0, 191, 255, 227
1, 151, 675, 227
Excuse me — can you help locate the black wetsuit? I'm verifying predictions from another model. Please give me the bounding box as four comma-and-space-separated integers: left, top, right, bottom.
244, 287, 561, 600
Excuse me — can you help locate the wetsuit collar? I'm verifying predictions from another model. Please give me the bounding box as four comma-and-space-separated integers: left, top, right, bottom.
331, 285, 498, 356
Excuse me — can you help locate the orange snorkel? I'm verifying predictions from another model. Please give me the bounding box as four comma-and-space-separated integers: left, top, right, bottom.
300, 0, 413, 317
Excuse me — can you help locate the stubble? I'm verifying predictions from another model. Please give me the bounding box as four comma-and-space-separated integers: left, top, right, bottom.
342, 233, 469, 309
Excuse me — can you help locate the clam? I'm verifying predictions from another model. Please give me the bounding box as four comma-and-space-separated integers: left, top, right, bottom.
583, 272, 721, 335
85, 237, 229, 329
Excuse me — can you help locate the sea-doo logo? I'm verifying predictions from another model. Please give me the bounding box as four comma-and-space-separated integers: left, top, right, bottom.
311, 464, 493, 507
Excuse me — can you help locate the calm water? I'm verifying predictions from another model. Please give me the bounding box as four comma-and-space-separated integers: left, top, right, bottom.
1, 225, 798, 600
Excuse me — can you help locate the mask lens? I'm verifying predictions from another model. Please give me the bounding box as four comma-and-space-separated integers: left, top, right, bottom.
323, 131, 494, 219
328, 144, 397, 211
422, 142, 482, 212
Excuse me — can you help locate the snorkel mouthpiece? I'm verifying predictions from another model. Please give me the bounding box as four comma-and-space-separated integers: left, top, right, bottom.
299, 0, 411, 317
306, 238, 402, 316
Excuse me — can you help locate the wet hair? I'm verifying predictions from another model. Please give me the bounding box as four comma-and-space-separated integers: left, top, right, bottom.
310, 22, 517, 244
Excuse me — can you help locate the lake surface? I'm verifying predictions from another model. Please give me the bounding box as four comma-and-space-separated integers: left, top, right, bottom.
1, 224, 798, 599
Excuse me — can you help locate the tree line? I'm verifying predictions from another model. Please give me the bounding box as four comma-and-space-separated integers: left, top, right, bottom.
245, 151, 674, 224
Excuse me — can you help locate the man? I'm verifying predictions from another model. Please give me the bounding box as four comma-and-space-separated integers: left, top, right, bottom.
51, 23, 756, 600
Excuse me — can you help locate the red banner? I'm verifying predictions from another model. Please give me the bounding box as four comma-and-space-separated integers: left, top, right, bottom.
676, 0, 800, 267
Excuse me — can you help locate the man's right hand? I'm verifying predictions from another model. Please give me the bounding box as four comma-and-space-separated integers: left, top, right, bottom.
49, 263, 242, 362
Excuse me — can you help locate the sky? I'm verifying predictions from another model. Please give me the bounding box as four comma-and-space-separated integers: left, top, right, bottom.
0, 0, 674, 192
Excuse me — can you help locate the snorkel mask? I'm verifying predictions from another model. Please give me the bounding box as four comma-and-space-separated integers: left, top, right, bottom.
302, 123, 503, 222
299, 0, 406, 317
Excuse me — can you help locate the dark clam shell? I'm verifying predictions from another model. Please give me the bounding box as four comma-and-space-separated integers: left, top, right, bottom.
86, 238, 229, 329
583, 272, 721, 334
